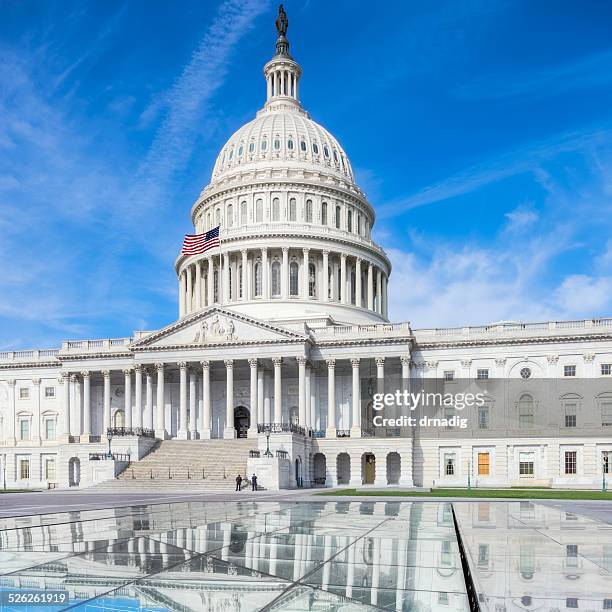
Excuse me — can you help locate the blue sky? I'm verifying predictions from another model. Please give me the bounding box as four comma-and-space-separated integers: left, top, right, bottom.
1, 0, 612, 349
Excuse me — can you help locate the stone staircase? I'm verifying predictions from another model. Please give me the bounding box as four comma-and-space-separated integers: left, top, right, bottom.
93, 439, 255, 491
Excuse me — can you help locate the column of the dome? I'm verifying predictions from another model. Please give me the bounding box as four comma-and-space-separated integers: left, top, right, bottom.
186, 266, 193, 314
207, 258, 214, 305
367, 262, 374, 310
195, 261, 202, 310
376, 268, 382, 315
382, 273, 388, 319
355, 258, 362, 308
322, 250, 329, 302
222, 253, 230, 303
340, 254, 347, 304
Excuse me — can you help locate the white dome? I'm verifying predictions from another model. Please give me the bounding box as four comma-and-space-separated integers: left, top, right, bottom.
211, 108, 355, 183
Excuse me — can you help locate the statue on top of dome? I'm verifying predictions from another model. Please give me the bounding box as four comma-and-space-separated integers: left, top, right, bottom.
276, 5, 288, 37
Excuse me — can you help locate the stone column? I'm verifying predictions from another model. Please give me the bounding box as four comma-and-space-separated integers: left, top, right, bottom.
103, 370, 111, 434
376, 268, 382, 314
134, 365, 142, 428
382, 273, 388, 319
297, 357, 307, 426
322, 250, 329, 302
355, 258, 362, 308
281, 247, 289, 299
178, 362, 188, 439
200, 361, 211, 439
258, 367, 265, 424
302, 248, 310, 298
123, 368, 132, 429
262, 247, 269, 299
273, 357, 282, 423
248, 359, 258, 438
31, 378, 42, 445
310, 366, 317, 430
186, 266, 193, 314
155, 363, 166, 439
305, 364, 311, 429
367, 262, 374, 310
326, 359, 336, 436
145, 368, 154, 430
351, 358, 361, 437
207, 258, 214, 305
340, 254, 347, 304
189, 368, 197, 439
81, 371, 91, 439
195, 261, 202, 310
241, 249, 248, 300
224, 360, 235, 439
222, 253, 230, 303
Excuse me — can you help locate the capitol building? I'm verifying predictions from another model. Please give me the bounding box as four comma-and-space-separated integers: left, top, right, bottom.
1, 9, 611, 492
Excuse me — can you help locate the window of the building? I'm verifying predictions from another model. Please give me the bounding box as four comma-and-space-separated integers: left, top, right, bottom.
478, 406, 489, 430
248, 141, 255, 153
287, 138, 294, 150
272, 197, 280, 221
215, 208, 221, 226
312, 142, 319, 155
19, 459, 30, 480
441, 540, 452, 566
323, 145, 330, 158
274, 138, 280, 150
44, 387, 55, 398
226, 203, 233, 227
602, 364, 612, 376
305, 199, 313, 223
333, 149, 339, 163
564, 365, 576, 377
347, 210, 352, 232
289, 198, 297, 221
254, 262, 262, 297
444, 453, 455, 476
520, 367, 532, 379
113, 410, 125, 428
321, 202, 327, 225
238, 145, 243, 157
603, 451, 610, 474
478, 544, 489, 567
289, 262, 299, 296
271, 261, 281, 297
335, 205, 341, 229
477, 368, 489, 380
477, 452, 490, 476
240, 201, 247, 225
566, 598, 578, 609
602, 401, 612, 426
566, 544, 578, 566
45, 458, 56, 481
438, 592, 448, 606
603, 598, 612, 610
19, 419, 30, 441
300, 139, 306, 152
228, 149, 233, 160
519, 452, 535, 476
19, 388, 29, 400
357, 214, 362, 235
255, 199, 263, 223
565, 403, 577, 427
565, 451, 577, 474
444, 371, 455, 381
44, 418, 56, 441
477, 502, 490, 522
261, 138, 267, 151
308, 263, 316, 298
518, 394, 534, 428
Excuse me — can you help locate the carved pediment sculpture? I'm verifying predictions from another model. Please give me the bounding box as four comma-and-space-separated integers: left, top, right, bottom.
193, 314, 236, 344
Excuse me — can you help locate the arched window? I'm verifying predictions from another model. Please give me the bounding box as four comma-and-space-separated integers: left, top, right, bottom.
328, 266, 333, 299
518, 394, 534, 428
113, 410, 125, 428
261, 138, 267, 151
312, 142, 319, 155
323, 145, 330, 158
227, 204, 233, 227
248, 141, 254, 153
240, 201, 247, 225
289, 198, 297, 221
308, 263, 316, 297
288, 138, 294, 150
347, 210, 352, 233
206, 212, 211, 229
333, 150, 339, 163
300, 139, 307, 152
289, 262, 299, 296
335, 205, 341, 229
215, 208, 221, 227
256, 199, 263, 222
229, 149, 233, 160
321, 202, 327, 225
274, 138, 280, 150
357, 214, 362, 235
272, 197, 280, 221
271, 261, 281, 296
213, 270, 219, 302
305, 199, 313, 223
238, 145, 243, 157
254, 262, 262, 297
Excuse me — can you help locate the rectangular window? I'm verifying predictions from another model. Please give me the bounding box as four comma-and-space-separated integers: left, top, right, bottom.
564, 451, 577, 475
603, 451, 610, 475
444, 453, 455, 476
477, 544, 489, 567
437, 592, 448, 605
477, 502, 490, 522
19, 420, 30, 441
565, 403, 577, 428
477, 452, 490, 476
321, 202, 327, 225
44, 386, 55, 398
564, 365, 576, 377
19, 388, 30, 400
602, 402, 612, 427
19, 459, 30, 480
566, 598, 578, 609
476, 368, 489, 380
602, 364, 612, 376
478, 407, 489, 430
44, 459, 56, 481
443, 370, 454, 381
603, 598, 612, 610
45, 419, 56, 441
519, 452, 534, 476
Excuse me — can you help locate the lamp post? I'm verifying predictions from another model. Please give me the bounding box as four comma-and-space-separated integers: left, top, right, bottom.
264, 431, 272, 457
106, 430, 113, 459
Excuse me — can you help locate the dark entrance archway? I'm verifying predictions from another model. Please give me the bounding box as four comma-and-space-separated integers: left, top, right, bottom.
68, 457, 80, 487
234, 406, 250, 438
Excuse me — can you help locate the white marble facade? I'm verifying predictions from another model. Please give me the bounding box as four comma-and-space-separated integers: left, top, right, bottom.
1, 15, 611, 490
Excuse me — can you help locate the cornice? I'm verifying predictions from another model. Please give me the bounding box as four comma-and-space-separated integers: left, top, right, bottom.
57, 351, 133, 362
133, 338, 309, 353
0, 361, 61, 371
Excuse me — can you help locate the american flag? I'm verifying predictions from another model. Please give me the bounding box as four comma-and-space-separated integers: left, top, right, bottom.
181, 226, 220, 256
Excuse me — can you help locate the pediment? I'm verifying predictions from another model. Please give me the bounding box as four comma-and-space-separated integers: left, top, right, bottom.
132, 307, 307, 349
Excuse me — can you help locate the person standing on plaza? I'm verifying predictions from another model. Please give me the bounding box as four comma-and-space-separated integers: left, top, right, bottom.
235, 474, 242, 491
251, 474, 258, 491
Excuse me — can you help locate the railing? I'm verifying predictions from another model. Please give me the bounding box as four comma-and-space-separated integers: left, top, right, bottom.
89, 436, 101, 443
0, 349, 59, 362
275, 450, 288, 459
61, 338, 132, 353
336, 430, 351, 438
249, 450, 261, 458
361, 428, 375, 438
313, 430, 326, 438
257, 422, 308, 436
106, 427, 155, 438
315, 322, 411, 337
89, 452, 131, 462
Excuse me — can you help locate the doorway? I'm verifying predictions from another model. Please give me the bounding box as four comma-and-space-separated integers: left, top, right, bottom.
363, 453, 376, 485
68, 457, 81, 487
234, 406, 250, 438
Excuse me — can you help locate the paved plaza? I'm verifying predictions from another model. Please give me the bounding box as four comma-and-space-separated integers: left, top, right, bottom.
0, 491, 611, 610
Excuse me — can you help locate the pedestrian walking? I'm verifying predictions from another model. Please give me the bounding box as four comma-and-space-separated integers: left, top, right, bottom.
251, 473, 258, 491
235, 474, 242, 491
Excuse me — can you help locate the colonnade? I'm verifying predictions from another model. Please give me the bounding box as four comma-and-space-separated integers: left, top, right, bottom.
178, 247, 388, 318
